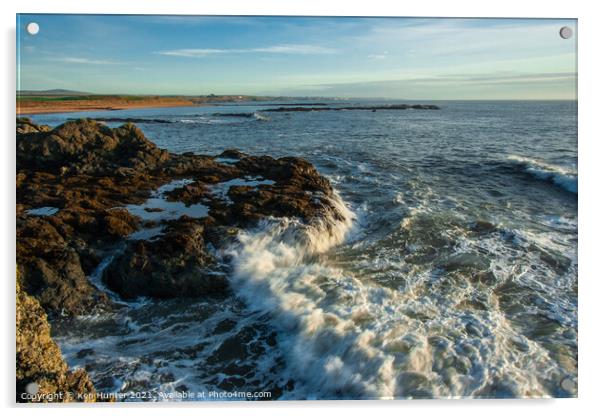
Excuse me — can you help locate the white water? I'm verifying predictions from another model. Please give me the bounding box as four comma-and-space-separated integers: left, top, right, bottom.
508, 155, 577, 194
218, 189, 575, 399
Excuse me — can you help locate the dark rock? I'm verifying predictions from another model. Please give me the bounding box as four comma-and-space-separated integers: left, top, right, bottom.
16, 118, 346, 400
17, 118, 338, 305
101, 208, 140, 239
217, 149, 248, 160
16, 216, 110, 316
470, 220, 498, 234
164, 181, 209, 205
17, 119, 170, 174
264, 104, 440, 112
103, 218, 227, 299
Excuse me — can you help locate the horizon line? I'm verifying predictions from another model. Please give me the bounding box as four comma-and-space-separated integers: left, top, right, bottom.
15, 91, 577, 102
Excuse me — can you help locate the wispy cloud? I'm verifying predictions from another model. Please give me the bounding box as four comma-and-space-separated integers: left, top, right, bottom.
307, 71, 576, 89
156, 44, 337, 58
58, 57, 117, 65
277, 71, 577, 99
368, 51, 389, 60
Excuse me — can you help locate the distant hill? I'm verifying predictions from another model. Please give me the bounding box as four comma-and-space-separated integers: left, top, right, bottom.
18, 89, 92, 96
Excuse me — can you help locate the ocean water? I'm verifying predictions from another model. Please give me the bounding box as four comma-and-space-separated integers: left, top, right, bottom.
30, 100, 578, 400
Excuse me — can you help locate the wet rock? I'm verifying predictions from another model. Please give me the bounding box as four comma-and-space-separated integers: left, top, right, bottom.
470, 220, 498, 234
16, 280, 97, 402
16, 216, 110, 316
17, 119, 337, 306
442, 253, 491, 272
164, 181, 210, 205
103, 218, 227, 299
217, 149, 247, 160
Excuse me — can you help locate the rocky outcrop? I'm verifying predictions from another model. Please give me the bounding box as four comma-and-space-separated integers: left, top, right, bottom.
17, 118, 337, 306
264, 104, 440, 112
17, 118, 169, 174
16, 280, 97, 403
16, 117, 342, 400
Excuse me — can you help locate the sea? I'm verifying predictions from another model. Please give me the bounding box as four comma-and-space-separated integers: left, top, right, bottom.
28, 100, 578, 400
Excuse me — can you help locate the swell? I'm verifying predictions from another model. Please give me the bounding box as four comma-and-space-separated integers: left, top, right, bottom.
507, 155, 577, 194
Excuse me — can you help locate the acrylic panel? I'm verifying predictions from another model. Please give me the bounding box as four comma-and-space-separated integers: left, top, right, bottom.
16, 14, 577, 402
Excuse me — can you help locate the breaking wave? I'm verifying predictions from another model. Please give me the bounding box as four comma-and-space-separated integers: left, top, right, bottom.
508, 155, 577, 194
221, 190, 569, 398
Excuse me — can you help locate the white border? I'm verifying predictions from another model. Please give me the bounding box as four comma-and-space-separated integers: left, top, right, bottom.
2, 1, 600, 415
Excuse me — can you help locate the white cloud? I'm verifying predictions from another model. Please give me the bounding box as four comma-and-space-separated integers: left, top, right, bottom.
156, 44, 337, 58
58, 57, 117, 65
368, 51, 389, 59
252, 44, 336, 54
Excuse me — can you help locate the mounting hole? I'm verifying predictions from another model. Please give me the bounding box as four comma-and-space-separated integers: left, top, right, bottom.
26, 22, 40, 36
559, 26, 573, 39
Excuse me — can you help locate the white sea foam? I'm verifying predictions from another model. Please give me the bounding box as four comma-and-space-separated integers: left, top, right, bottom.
219, 189, 573, 399
508, 155, 577, 194
253, 112, 270, 122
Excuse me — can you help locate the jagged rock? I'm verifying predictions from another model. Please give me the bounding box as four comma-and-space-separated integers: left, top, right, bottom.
103, 218, 226, 299
17, 119, 169, 174
16, 216, 110, 316
17, 117, 52, 134
16, 280, 97, 403
17, 119, 337, 304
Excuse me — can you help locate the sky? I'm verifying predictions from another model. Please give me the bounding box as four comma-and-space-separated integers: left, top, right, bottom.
16, 15, 577, 99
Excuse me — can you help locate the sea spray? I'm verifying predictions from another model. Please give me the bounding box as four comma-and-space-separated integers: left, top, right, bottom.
223, 192, 402, 398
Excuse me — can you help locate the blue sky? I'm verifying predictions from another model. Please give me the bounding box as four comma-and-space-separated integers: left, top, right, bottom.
17, 15, 577, 99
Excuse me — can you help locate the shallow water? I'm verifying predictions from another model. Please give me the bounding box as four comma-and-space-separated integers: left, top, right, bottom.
34, 100, 578, 399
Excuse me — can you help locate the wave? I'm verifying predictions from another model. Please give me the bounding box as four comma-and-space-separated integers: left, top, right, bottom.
507, 155, 577, 194
219, 188, 572, 399
223, 193, 404, 398
178, 117, 228, 124
252, 112, 270, 122
178, 112, 270, 124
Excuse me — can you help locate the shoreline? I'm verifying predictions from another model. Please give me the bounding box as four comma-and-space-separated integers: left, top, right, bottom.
17, 99, 200, 116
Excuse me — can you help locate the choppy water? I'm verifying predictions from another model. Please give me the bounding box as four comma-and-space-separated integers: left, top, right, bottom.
32, 100, 578, 400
